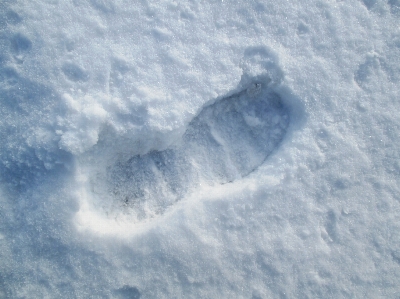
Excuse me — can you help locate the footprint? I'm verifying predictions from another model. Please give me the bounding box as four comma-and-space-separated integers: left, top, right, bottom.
107, 80, 290, 222
388, 0, 400, 14
0, 67, 19, 87
297, 22, 309, 36
6, 10, 22, 25
10, 33, 32, 63
62, 63, 89, 82
112, 286, 141, 299
361, 0, 378, 9
354, 53, 393, 91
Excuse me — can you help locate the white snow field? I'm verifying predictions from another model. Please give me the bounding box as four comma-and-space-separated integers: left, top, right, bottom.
0, 0, 400, 298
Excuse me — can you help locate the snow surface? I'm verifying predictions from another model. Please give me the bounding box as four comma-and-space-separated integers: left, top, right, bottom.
0, 0, 400, 298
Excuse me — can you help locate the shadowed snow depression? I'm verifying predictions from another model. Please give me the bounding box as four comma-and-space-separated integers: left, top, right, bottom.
1, 0, 400, 298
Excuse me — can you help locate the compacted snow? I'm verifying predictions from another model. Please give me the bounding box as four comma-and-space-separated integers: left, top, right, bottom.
0, 0, 399, 298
